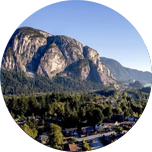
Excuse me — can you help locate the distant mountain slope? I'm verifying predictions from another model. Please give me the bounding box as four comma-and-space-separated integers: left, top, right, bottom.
129, 81, 144, 89
100, 57, 152, 83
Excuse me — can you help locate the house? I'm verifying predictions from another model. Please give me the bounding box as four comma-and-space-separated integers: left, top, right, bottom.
17, 119, 26, 126
112, 102, 117, 108
65, 128, 78, 136
81, 126, 94, 135
96, 99, 104, 104
95, 124, 107, 132
38, 134, 49, 144
106, 121, 120, 129
68, 144, 81, 152
64, 144, 82, 152
113, 115, 124, 122
124, 125, 132, 131
128, 116, 135, 121
114, 121, 119, 126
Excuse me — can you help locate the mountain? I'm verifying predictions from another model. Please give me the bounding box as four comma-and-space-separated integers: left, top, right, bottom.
100, 57, 152, 83
129, 81, 144, 89
1, 27, 119, 94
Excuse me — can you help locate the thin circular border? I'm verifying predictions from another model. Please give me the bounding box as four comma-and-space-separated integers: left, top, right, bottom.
0, 0, 152, 152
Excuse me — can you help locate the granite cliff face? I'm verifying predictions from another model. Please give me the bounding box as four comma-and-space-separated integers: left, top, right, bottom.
2, 27, 118, 88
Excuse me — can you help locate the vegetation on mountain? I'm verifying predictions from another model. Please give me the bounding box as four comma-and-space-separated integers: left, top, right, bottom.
1, 69, 107, 95
129, 81, 144, 89
140, 87, 151, 93
2, 26, 117, 88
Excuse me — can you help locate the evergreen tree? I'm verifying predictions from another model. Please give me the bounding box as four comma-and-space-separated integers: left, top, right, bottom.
91, 108, 104, 125
48, 124, 63, 150
22, 123, 38, 139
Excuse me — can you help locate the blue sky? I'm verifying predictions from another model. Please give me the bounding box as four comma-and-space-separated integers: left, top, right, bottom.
19, 0, 151, 72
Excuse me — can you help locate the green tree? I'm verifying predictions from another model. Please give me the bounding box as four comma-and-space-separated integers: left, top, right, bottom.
27, 117, 38, 129
116, 126, 123, 133
48, 124, 63, 149
29, 95, 39, 109
91, 108, 104, 125
116, 106, 124, 115
103, 106, 113, 120
82, 139, 91, 151
22, 123, 38, 139
124, 109, 130, 118
37, 96, 46, 109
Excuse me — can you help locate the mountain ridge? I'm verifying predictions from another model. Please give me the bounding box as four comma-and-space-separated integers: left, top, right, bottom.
100, 57, 152, 83
1, 27, 118, 89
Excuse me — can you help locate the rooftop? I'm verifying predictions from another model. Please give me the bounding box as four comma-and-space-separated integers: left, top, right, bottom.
68, 144, 81, 152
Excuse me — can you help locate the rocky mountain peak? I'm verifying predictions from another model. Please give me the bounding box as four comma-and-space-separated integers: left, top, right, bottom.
2, 27, 119, 88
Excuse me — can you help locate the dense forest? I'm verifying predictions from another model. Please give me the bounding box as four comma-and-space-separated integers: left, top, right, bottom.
1, 69, 105, 95
5, 90, 148, 128
140, 87, 151, 93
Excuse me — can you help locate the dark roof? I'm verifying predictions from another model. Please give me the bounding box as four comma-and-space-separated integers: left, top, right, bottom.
103, 136, 111, 142
129, 116, 135, 118
81, 126, 94, 131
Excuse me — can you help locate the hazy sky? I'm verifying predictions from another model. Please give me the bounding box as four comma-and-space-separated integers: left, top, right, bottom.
19, 0, 151, 72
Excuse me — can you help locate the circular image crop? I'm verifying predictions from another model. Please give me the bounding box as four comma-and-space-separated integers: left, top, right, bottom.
1, 0, 152, 151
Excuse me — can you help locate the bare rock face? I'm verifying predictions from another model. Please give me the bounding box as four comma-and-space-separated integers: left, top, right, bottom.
83, 46, 118, 88
63, 59, 90, 80
80, 64, 90, 80
2, 27, 52, 74
37, 43, 66, 78
2, 27, 119, 88
49, 35, 84, 64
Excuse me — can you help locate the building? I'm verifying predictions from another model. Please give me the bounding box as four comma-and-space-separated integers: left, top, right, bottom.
65, 128, 78, 136
64, 143, 81, 151
95, 124, 107, 131
113, 115, 124, 122
128, 116, 135, 121
114, 121, 119, 126
38, 134, 49, 144
81, 126, 94, 135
